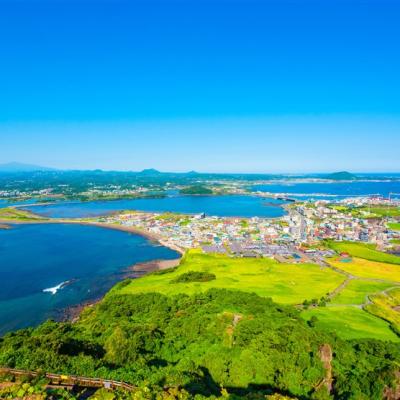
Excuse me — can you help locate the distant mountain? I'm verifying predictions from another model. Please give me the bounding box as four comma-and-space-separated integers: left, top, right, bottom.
0, 162, 55, 172
138, 168, 163, 176
326, 171, 357, 180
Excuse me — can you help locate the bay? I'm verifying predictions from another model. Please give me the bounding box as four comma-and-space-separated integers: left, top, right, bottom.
0, 223, 179, 335
23, 195, 286, 218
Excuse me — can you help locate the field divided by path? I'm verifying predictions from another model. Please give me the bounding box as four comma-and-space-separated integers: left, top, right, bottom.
110, 241, 400, 342
113, 251, 345, 305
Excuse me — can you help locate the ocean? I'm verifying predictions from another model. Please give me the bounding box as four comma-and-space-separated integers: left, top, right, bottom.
0, 223, 179, 334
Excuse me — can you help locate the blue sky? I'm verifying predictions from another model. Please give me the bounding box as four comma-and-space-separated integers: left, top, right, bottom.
1, 0, 399, 172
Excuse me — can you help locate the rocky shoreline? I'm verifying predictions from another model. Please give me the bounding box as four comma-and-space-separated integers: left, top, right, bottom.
59, 256, 181, 323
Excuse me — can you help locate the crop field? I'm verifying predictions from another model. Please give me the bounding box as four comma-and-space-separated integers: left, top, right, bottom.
353, 205, 400, 218
113, 246, 400, 342
327, 241, 400, 265
329, 257, 400, 282
301, 306, 399, 342
365, 287, 400, 333
113, 250, 345, 304
388, 222, 400, 231
331, 280, 393, 305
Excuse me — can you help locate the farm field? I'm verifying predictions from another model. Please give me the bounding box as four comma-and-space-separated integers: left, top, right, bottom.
112, 245, 400, 342
326, 241, 400, 265
388, 222, 400, 231
301, 306, 399, 342
331, 279, 393, 305
113, 250, 345, 304
365, 287, 400, 333
328, 257, 400, 282
354, 205, 400, 218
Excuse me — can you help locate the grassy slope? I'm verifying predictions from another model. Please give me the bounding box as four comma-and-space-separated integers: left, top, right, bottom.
301, 306, 399, 342
112, 250, 345, 304
331, 280, 393, 305
299, 241, 400, 341
327, 241, 400, 265
365, 287, 400, 332
112, 248, 400, 341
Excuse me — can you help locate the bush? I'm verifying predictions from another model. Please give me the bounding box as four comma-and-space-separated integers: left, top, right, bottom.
170, 271, 216, 283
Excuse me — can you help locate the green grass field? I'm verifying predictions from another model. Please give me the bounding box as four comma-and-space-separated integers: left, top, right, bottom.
329, 257, 400, 282
0, 207, 44, 221
111, 247, 400, 342
331, 280, 393, 305
352, 205, 400, 218
327, 241, 400, 265
301, 306, 399, 342
365, 287, 400, 333
113, 250, 345, 304
388, 222, 400, 231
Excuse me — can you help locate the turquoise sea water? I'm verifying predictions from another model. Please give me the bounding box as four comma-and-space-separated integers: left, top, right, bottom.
252, 180, 400, 199
23, 195, 287, 218
0, 223, 179, 335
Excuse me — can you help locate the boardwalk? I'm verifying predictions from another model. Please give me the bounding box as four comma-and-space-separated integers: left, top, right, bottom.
0, 367, 135, 392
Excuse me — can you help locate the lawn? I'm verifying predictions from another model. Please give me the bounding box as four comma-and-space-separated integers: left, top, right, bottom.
301, 306, 399, 342
112, 250, 345, 304
329, 257, 400, 283
331, 280, 393, 305
327, 241, 400, 265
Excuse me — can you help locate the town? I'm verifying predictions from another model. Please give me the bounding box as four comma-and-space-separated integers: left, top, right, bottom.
98, 195, 400, 264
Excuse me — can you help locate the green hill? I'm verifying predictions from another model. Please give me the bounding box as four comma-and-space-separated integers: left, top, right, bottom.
180, 185, 213, 195
1, 250, 400, 399
2, 289, 400, 399
326, 171, 356, 180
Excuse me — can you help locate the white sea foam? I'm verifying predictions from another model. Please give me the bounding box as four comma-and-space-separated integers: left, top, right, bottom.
43, 281, 69, 295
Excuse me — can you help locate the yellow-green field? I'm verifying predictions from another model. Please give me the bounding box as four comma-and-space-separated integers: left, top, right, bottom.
353, 205, 400, 218
326, 241, 400, 265
113, 250, 345, 304
365, 287, 400, 333
388, 222, 400, 231
111, 244, 400, 342
301, 306, 399, 342
331, 280, 393, 305
328, 257, 400, 282
0, 207, 44, 221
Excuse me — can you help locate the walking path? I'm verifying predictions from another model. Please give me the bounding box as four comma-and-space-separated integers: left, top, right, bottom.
0, 367, 135, 392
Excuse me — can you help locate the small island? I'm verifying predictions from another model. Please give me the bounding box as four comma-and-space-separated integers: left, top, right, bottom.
180, 185, 213, 195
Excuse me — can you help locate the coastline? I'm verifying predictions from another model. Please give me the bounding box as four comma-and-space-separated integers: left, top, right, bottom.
0, 218, 184, 327
0, 218, 185, 255
61, 257, 181, 323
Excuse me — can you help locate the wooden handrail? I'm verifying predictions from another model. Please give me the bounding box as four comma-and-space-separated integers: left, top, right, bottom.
0, 367, 136, 391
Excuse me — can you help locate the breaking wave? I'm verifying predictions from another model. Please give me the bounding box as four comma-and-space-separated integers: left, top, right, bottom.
43, 280, 70, 295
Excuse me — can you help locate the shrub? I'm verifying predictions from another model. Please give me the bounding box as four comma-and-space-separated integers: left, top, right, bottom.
170, 271, 216, 283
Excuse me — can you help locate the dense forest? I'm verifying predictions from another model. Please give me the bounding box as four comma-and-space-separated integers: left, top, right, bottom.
1, 288, 399, 399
